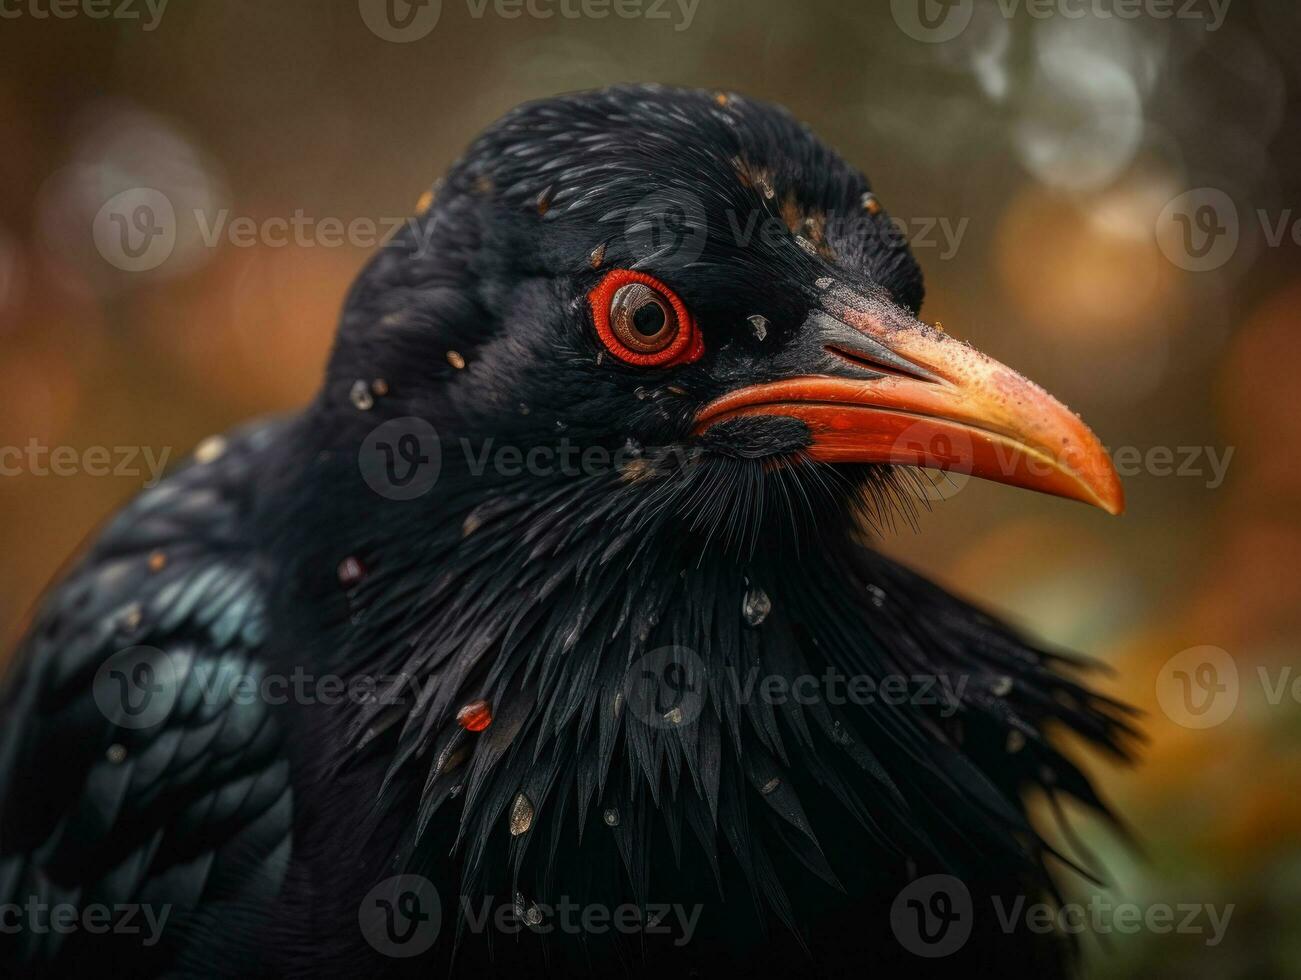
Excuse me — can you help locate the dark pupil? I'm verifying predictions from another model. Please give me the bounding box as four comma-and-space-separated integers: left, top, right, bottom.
632, 301, 666, 337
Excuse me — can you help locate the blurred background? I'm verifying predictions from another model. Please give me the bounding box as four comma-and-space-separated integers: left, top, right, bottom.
0, 0, 1297, 975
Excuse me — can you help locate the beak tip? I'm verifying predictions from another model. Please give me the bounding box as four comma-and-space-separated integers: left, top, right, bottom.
1081, 464, 1125, 516
1098, 494, 1125, 517
1101, 483, 1126, 517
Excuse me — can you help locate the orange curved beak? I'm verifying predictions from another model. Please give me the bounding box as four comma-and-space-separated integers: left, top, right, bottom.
694, 284, 1124, 515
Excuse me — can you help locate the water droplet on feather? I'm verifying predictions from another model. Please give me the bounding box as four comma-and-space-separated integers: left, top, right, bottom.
337, 556, 366, 588
742, 586, 771, 626
119, 603, 143, 633
456, 699, 493, 732
509, 792, 534, 835
194, 435, 227, 464
349, 380, 374, 411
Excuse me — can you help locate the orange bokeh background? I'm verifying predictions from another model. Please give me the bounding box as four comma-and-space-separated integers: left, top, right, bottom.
2, 1, 1298, 974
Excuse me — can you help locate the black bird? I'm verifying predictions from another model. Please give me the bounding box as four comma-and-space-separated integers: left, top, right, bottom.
1, 85, 1136, 978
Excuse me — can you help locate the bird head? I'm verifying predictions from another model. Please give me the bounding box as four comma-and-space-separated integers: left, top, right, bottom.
326, 83, 1121, 556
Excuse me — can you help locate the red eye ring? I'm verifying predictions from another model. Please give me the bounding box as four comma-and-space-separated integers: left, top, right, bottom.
588, 269, 704, 367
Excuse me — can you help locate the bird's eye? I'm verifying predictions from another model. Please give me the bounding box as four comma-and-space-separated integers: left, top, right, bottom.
611, 283, 676, 352
588, 269, 704, 367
